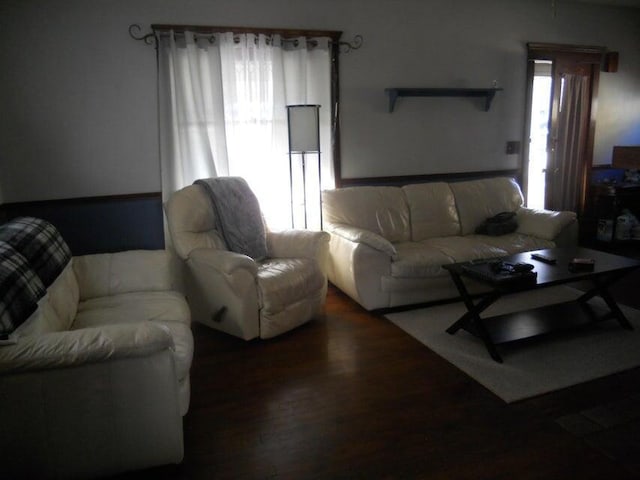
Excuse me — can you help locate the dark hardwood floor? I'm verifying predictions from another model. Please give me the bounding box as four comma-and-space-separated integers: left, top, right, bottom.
115, 271, 640, 480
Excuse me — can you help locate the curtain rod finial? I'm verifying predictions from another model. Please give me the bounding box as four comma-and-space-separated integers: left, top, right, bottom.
339, 34, 363, 53
129, 24, 155, 45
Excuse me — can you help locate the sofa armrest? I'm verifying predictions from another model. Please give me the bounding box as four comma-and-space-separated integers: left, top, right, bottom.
326, 223, 397, 257
516, 207, 578, 242
325, 226, 393, 310
267, 229, 330, 261
0, 334, 183, 478
0, 322, 173, 374
74, 250, 182, 300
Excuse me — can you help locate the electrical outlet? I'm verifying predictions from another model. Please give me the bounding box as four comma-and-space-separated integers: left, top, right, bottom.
506, 141, 521, 155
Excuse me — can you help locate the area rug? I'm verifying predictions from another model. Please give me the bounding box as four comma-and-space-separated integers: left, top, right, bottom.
385, 286, 640, 403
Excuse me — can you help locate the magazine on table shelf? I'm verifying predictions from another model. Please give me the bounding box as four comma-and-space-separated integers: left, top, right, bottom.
461, 260, 537, 285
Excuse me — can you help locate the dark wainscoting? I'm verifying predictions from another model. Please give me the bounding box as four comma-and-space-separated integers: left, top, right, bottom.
0, 193, 165, 256
337, 168, 521, 188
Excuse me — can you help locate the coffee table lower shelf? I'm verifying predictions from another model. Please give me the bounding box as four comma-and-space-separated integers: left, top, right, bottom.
444, 247, 640, 362
462, 301, 617, 346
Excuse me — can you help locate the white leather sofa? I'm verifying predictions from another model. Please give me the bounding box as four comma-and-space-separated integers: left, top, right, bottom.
165, 183, 330, 340
322, 177, 578, 310
0, 218, 192, 479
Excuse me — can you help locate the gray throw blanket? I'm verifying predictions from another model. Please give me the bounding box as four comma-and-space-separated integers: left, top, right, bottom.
195, 177, 268, 261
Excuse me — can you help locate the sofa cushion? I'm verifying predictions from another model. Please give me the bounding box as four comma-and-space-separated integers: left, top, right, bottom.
391, 242, 454, 278
257, 258, 325, 314
421, 236, 509, 263
449, 178, 524, 235
391, 237, 510, 278
402, 182, 461, 241
467, 233, 555, 254
73, 251, 179, 301
73, 291, 192, 382
47, 262, 79, 332
322, 186, 410, 242
74, 291, 190, 327
14, 296, 61, 337
15, 262, 79, 337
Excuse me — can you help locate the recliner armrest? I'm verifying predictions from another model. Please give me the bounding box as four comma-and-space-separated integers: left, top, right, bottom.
188, 247, 258, 276
326, 223, 397, 257
267, 230, 330, 260
0, 323, 173, 374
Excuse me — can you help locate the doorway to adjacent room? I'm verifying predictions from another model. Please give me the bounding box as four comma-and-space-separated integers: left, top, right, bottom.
523, 43, 605, 216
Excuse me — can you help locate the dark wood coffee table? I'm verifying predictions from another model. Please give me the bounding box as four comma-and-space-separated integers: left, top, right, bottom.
443, 247, 640, 363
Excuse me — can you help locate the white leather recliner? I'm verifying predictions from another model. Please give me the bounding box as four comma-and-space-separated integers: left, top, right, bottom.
165, 182, 330, 340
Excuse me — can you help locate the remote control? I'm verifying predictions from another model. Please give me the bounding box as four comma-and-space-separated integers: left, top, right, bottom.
531, 253, 556, 264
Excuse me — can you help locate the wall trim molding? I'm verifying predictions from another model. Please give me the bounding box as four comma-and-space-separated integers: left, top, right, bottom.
0, 191, 162, 212
0, 192, 165, 255
337, 169, 521, 188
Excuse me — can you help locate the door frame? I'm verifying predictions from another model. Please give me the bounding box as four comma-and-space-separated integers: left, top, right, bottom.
522, 43, 605, 216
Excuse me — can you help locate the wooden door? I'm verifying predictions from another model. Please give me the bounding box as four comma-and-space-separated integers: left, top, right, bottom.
524, 43, 604, 216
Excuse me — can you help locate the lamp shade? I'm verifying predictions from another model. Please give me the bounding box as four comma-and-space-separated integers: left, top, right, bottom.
612, 146, 640, 169
287, 105, 320, 153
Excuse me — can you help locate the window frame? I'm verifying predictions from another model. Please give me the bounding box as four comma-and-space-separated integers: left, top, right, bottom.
152, 24, 343, 185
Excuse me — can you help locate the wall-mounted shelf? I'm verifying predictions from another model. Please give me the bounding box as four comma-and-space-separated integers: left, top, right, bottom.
384, 87, 504, 113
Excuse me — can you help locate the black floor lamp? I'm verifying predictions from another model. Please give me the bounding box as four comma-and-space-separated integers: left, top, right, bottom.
286, 104, 322, 229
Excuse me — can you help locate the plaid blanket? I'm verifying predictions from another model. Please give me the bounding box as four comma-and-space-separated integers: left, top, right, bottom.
0, 242, 46, 335
0, 217, 71, 287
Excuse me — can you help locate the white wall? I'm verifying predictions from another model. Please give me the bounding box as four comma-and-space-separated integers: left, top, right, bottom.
1, 0, 639, 203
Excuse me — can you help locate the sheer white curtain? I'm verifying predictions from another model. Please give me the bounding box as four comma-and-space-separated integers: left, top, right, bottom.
157, 29, 333, 230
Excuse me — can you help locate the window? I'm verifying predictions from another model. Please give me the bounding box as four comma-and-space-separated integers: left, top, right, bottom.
156, 26, 341, 230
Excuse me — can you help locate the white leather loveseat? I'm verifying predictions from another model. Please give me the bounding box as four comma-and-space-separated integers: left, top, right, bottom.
0, 217, 192, 479
322, 177, 578, 310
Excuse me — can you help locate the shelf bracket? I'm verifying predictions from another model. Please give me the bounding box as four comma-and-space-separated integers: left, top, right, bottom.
484, 89, 497, 112
387, 89, 399, 113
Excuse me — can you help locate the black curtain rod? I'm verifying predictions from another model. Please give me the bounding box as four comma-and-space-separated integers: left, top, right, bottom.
128, 24, 363, 53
